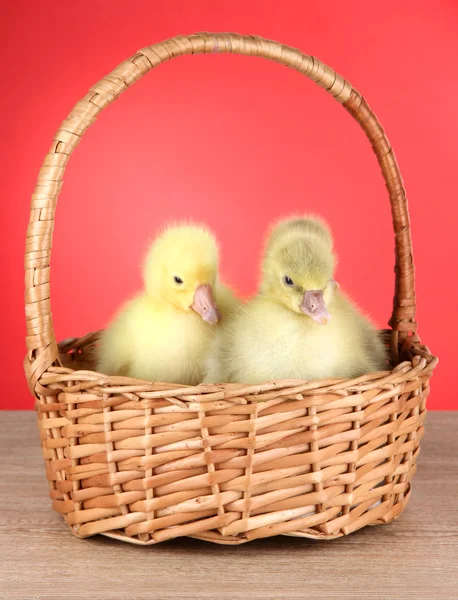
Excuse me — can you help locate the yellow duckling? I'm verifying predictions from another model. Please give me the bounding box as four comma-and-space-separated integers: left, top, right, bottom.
97, 223, 240, 384
204, 216, 387, 383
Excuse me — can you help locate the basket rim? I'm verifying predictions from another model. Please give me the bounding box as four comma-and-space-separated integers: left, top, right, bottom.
30, 329, 438, 407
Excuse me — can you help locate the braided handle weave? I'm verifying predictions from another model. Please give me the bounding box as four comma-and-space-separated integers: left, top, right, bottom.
24, 33, 416, 393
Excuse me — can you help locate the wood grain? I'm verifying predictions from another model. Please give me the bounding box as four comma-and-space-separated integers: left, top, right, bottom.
0, 411, 456, 600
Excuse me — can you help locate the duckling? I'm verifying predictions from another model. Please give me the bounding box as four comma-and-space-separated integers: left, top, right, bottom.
97, 223, 240, 384
204, 216, 387, 384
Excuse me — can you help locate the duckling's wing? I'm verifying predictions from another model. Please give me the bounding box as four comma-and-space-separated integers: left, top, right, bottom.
216, 283, 242, 316
202, 333, 224, 383
362, 324, 388, 371
97, 301, 135, 376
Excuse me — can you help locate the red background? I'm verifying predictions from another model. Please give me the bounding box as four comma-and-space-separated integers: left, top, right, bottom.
2, 1, 457, 409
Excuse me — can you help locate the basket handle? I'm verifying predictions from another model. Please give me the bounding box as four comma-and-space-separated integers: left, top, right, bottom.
24, 32, 416, 394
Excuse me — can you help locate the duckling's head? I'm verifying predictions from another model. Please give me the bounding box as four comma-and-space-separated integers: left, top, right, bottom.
261, 216, 337, 324
143, 223, 221, 323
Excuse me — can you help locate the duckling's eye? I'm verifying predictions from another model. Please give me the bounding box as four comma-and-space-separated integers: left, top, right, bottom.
283, 276, 294, 287
173, 276, 184, 285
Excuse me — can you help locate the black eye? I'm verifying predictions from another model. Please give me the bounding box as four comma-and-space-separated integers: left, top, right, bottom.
174, 276, 183, 285
283, 276, 294, 287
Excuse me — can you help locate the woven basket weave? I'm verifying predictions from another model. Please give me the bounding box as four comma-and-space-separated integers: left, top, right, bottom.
24, 32, 438, 545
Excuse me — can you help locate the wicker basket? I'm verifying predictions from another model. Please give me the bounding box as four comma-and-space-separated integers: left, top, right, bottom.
24, 32, 438, 545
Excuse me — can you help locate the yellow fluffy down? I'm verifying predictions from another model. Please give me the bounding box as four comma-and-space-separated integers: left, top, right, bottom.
97, 223, 240, 384
204, 216, 387, 384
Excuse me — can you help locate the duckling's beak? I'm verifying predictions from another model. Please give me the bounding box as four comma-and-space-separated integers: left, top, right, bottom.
300, 290, 331, 325
190, 284, 221, 324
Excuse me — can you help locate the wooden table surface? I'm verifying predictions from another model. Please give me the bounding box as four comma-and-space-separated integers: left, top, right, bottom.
0, 411, 457, 600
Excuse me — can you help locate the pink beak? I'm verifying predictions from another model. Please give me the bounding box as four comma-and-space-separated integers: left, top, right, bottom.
300, 290, 331, 325
190, 284, 221, 324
